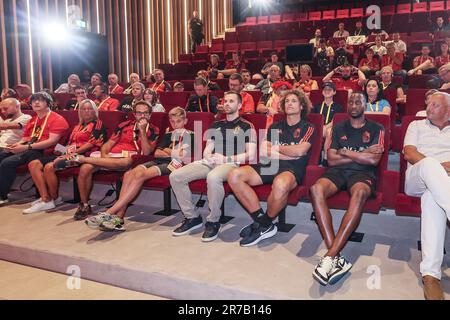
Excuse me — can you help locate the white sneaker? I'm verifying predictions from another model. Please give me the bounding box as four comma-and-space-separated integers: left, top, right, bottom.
31, 197, 62, 207
23, 200, 56, 214
313, 256, 336, 286
328, 256, 353, 285
31, 198, 42, 206
54, 197, 63, 206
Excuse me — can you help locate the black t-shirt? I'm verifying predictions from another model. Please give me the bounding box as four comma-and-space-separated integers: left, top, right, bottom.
353, 28, 367, 36
329, 119, 385, 174
265, 119, 315, 180
118, 97, 136, 113
156, 129, 195, 163
64, 99, 79, 110
205, 117, 256, 157
189, 18, 203, 36
186, 94, 219, 113
208, 82, 222, 91
313, 102, 344, 125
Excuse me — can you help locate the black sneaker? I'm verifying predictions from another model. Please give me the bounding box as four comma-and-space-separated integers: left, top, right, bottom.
239, 222, 258, 238
201, 222, 221, 242
172, 216, 203, 236
73, 204, 92, 221
239, 223, 278, 247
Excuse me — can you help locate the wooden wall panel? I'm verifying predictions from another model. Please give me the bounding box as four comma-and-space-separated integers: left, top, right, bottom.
0, 0, 233, 89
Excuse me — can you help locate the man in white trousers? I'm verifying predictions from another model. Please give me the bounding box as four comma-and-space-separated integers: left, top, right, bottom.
403, 91, 450, 300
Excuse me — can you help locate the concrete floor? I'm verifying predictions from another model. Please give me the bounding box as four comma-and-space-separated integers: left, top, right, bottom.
0, 260, 165, 300
0, 178, 449, 300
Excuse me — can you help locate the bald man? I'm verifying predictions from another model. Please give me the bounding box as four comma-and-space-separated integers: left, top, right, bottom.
404, 92, 450, 300
0, 98, 32, 149
108, 73, 124, 94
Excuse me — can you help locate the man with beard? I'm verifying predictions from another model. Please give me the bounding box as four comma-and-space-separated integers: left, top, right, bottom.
0, 98, 32, 150
310, 92, 385, 286
322, 63, 366, 94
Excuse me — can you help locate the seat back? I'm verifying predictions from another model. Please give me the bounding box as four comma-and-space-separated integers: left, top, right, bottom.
396, 3, 411, 14
350, 8, 364, 17
53, 93, 74, 109
246, 91, 263, 105
399, 116, 426, 192
332, 113, 391, 191
322, 10, 335, 20
404, 88, 429, 116
336, 9, 349, 19
309, 11, 322, 21
98, 111, 128, 139
430, 1, 444, 11
412, 2, 428, 12
159, 92, 191, 110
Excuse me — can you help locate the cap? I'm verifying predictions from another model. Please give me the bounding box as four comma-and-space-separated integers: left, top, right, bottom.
322, 82, 336, 91
272, 81, 293, 90
173, 82, 184, 88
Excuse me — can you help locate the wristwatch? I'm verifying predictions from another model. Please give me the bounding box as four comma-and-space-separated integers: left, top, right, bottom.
28, 143, 33, 150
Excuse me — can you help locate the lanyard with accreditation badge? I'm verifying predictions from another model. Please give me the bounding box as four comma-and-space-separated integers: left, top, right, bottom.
199, 94, 210, 113
320, 102, 333, 124
368, 101, 380, 112
30, 111, 51, 143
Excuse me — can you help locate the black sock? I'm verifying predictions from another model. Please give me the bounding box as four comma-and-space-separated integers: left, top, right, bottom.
256, 213, 274, 228
250, 209, 264, 222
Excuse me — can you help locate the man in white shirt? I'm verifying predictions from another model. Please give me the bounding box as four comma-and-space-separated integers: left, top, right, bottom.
385, 32, 407, 55
333, 23, 350, 38
0, 98, 31, 149
403, 92, 450, 300
241, 69, 256, 91
309, 28, 322, 48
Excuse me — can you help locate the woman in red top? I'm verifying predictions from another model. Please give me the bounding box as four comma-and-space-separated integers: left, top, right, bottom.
25, 99, 107, 214
358, 48, 380, 78
293, 65, 319, 96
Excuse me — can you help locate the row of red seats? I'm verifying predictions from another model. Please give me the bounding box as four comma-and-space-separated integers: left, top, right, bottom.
242, 1, 449, 26
15, 110, 421, 221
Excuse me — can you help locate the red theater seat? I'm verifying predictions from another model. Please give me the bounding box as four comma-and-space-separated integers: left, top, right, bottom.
336, 9, 350, 19
270, 15, 281, 24
396, 3, 411, 14
159, 92, 191, 110
430, 1, 445, 11
245, 17, 257, 25
309, 11, 322, 21
322, 10, 335, 20
391, 116, 426, 217
257, 16, 269, 24
53, 93, 74, 109
350, 8, 364, 18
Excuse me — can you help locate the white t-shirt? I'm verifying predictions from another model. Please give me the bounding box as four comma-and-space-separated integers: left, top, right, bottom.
385, 40, 407, 53
152, 103, 166, 113
404, 119, 450, 168
0, 113, 32, 147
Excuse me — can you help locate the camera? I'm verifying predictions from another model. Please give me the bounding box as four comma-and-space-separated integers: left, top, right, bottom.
334, 48, 348, 66
317, 50, 330, 69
